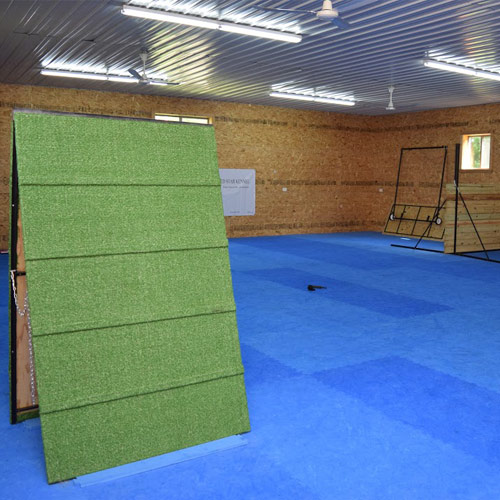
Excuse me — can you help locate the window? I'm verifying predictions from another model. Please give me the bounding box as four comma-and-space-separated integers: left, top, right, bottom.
461, 133, 491, 170
154, 114, 211, 125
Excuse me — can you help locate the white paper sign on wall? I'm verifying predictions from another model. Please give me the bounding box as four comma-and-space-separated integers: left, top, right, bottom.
219, 169, 255, 216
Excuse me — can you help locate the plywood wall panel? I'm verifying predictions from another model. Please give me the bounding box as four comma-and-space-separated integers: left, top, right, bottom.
0, 83, 376, 248
3, 82, 500, 249
364, 103, 500, 233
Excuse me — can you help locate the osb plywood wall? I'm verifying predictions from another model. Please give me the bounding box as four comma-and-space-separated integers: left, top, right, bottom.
1, 82, 500, 250
366, 104, 500, 227
0, 83, 378, 249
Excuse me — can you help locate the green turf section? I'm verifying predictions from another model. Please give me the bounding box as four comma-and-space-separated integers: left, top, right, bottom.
27, 248, 236, 336
13, 112, 250, 483
15, 113, 220, 186
20, 185, 228, 259
41, 375, 248, 484
33, 312, 243, 413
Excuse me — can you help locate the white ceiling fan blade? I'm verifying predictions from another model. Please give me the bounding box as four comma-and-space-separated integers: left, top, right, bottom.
128, 68, 142, 80
330, 16, 350, 29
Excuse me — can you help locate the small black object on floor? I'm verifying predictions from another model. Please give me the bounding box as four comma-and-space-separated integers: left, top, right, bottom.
307, 284, 327, 291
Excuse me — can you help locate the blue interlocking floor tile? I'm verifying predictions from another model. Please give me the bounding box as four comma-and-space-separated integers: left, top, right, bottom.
240, 343, 302, 383
315, 356, 500, 465
242, 267, 451, 318
4, 232, 500, 500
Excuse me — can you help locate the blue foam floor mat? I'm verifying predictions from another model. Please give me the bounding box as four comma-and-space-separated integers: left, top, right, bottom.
3, 231, 500, 499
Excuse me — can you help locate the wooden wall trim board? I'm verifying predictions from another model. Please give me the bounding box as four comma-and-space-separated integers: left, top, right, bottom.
2, 83, 500, 250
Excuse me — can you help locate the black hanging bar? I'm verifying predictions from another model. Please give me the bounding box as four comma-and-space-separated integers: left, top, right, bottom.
9, 131, 19, 424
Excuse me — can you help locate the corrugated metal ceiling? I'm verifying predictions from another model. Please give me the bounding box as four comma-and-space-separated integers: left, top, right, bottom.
1, 0, 500, 114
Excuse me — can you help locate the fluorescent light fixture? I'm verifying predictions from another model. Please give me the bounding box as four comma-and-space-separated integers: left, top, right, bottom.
122, 5, 219, 29
424, 60, 477, 76
270, 91, 356, 106
40, 69, 107, 81
424, 59, 500, 82
106, 75, 140, 83
218, 22, 301, 43
121, 5, 301, 43
41, 69, 172, 85
272, 92, 315, 102
148, 80, 175, 86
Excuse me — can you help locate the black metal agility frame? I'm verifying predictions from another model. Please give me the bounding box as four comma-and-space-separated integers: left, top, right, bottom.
391, 143, 500, 264
392, 146, 448, 218
388, 145, 448, 252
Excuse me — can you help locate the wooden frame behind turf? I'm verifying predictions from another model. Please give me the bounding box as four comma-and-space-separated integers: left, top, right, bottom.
10, 131, 39, 424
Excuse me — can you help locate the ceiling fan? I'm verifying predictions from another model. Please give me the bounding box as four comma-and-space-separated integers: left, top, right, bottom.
254, 0, 376, 29
128, 50, 180, 85
386, 85, 395, 111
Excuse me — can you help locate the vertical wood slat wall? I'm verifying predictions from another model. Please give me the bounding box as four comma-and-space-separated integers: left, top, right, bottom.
444, 183, 500, 253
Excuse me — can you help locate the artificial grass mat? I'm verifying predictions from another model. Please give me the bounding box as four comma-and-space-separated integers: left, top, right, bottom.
13, 112, 249, 483
20, 185, 229, 259
33, 312, 243, 413
27, 248, 236, 336
41, 375, 248, 483
14, 114, 220, 186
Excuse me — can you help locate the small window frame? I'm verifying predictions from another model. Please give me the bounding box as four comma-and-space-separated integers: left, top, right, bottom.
154, 114, 212, 125
461, 133, 492, 171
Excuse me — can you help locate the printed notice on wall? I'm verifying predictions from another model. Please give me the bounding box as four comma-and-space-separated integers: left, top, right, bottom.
219, 169, 255, 216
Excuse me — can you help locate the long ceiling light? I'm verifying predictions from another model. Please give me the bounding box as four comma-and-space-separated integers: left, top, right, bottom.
41, 69, 175, 85
270, 91, 356, 106
121, 5, 302, 43
424, 59, 500, 82
41, 69, 109, 81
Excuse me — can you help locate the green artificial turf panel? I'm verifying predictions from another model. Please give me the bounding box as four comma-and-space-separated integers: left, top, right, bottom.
41, 375, 249, 484
14, 113, 220, 186
20, 185, 228, 259
26, 248, 235, 336
13, 112, 249, 483
33, 312, 243, 413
